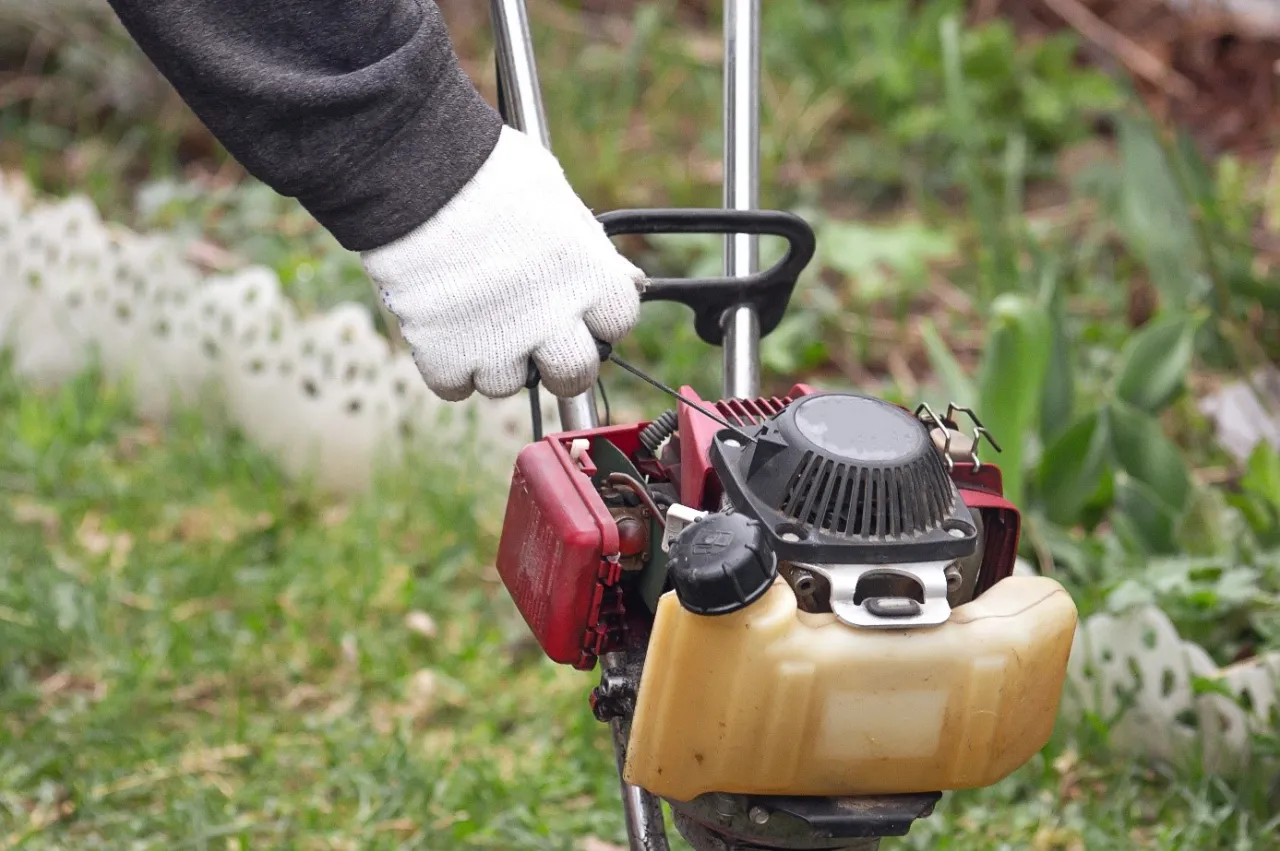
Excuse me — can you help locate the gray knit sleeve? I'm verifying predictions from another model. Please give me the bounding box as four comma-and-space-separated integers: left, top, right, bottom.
106, 0, 503, 252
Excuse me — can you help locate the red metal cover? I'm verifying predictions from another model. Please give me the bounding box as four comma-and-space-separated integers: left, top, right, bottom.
954, 464, 1022, 594
678, 385, 815, 510
495, 439, 620, 666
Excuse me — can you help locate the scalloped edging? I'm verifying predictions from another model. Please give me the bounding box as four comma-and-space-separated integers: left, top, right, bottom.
1014, 559, 1279, 773
0, 172, 561, 495
2, 172, 1275, 773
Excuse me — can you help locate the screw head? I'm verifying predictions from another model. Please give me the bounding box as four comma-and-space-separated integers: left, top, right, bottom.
749, 806, 769, 825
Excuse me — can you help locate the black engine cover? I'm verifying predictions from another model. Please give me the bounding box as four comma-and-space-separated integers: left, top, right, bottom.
709, 392, 979, 564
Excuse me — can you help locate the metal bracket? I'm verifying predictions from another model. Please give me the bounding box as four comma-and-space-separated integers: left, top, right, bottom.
801, 561, 954, 629
671, 791, 940, 849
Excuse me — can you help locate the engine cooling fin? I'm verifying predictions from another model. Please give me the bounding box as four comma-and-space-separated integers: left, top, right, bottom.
709, 392, 980, 564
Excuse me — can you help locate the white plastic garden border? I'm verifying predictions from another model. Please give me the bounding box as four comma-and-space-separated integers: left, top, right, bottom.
0, 173, 562, 497
1, 172, 1275, 775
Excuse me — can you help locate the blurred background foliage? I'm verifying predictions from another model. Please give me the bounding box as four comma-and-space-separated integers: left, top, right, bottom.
1, 0, 1280, 847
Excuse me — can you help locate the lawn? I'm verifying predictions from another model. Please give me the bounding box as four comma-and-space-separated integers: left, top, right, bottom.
1, 1, 1279, 849
0, 366, 1275, 850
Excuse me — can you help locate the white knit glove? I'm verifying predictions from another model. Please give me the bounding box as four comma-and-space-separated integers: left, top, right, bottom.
361, 126, 645, 401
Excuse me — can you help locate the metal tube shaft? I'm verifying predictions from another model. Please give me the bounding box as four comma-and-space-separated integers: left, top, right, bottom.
721, 0, 762, 400
601, 652, 670, 851
612, 718, 670, 851
489, 0, 599, 431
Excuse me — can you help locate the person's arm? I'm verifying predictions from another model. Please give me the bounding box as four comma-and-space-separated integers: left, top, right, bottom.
106, 0, 644, 403
105, 0, 502, 253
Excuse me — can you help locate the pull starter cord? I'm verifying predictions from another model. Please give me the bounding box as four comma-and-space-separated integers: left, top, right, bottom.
524, 342, 757, 444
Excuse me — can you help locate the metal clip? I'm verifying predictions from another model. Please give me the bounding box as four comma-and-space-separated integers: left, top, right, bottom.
914, 402, 1002, 471
944, 403, 1002, 471
914, 402, 955, 471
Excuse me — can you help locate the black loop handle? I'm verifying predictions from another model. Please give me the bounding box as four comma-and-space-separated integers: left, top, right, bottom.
522, 208, 817, 390
597, 208, 817, 346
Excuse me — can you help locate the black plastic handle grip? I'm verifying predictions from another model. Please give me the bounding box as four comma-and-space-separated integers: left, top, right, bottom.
597, 208, 817, 346
522, 208, 818, 391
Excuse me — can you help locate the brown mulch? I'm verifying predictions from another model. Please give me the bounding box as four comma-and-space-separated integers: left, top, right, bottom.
986, 0, 1280, 159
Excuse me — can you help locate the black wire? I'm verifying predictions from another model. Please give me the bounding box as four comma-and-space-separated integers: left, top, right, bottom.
606, 354, 757, 443
502, 46, 548, 448
496, 56, 510, 126
597, 377, 611, 426
523, 343, 751, 444
528, 384, 543, 442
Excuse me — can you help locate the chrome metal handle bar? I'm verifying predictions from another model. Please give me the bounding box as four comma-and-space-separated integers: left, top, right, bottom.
490, 0, 599, 432
489, 2, 766, 849
722, 0, 763, 400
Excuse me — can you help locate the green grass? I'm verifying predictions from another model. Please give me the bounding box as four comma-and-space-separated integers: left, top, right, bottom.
0, 365, 619, 849
2, 0, 1280, 847
0, 370, 1276, 850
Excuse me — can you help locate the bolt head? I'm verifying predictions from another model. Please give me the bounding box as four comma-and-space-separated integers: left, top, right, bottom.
616, 517, 648, 556
944, 565, 963, 592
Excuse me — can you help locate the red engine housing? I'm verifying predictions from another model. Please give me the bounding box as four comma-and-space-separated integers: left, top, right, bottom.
496, 436, 624, 668
495, 387, 1021, 670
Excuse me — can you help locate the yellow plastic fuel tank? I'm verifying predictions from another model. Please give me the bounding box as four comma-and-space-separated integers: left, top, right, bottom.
624, 575, 1078, 802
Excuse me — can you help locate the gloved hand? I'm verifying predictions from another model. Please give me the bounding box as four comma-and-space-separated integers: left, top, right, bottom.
361, 126, 645, 402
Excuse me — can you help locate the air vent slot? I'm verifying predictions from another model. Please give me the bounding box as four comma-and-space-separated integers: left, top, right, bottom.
710, 392, 979, 563
774, 403, 957, 539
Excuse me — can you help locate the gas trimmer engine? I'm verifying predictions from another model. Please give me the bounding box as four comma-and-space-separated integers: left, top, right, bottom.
496, 387, 1078, 849
673, 392, 986, 626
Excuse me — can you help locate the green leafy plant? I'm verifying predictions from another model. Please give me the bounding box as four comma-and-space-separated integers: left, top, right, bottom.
819, 218, 957, 303
1232, 443, 1280, 547
762, 1, 1122, 202
975, 293, 1052, 507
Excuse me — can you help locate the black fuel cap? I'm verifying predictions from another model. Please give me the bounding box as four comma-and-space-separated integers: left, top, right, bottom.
667, 512, 777, 616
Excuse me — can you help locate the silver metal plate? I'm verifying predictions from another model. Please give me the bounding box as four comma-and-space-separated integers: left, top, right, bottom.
800, 560, 954, 629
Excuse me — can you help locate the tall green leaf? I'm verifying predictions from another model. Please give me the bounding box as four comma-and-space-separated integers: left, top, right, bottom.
1113, 473, 1180, 555
1107, 401, 1192, 513
1039, 409, 1111, 526
1242, 442, 1280, 508
1035, 250, 1074, 443
1112, 312, 1200, 413
1115, 114, 1204, 307
977, 293, 1052, 506
1236, 443, 1280, 545
940, 15, 1017, 297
